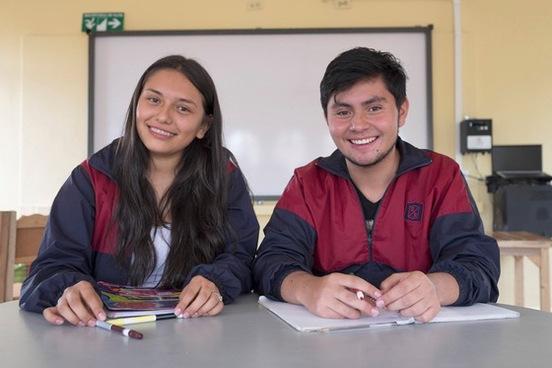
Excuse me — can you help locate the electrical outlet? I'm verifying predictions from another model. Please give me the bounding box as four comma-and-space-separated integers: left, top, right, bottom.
333, 0, 352, 9
247, 1, 263, 11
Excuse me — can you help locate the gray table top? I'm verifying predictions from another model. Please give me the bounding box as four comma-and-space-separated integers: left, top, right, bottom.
1, 294, 551, 368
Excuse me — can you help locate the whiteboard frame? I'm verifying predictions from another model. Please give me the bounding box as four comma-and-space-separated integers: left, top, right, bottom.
88, 27, 433, 200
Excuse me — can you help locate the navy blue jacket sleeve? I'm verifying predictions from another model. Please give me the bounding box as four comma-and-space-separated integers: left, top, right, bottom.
253, 174, 317, 301
188, 168, 259, 304
19, 165, 97, 313
428, 174, 500, 306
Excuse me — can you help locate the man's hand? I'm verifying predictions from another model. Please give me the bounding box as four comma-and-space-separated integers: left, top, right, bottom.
42, 281, 106, 326
174, 275, 224, 318
379, 271, 459, 323
281, 271, 381, 319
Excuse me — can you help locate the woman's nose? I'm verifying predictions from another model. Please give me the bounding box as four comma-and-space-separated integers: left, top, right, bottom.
155, 105, 172, 124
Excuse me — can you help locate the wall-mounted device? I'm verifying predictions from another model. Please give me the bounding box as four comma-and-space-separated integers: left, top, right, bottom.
460, 119, 492, 154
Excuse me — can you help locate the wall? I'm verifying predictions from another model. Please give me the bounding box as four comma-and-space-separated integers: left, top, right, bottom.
1, 0, 551, 309
461, 0, 552, 310
0, 0, 455, 213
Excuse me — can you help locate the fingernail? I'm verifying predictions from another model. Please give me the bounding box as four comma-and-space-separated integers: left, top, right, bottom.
78, 321, 85, 327
174, 308, 182, 316
376, 299, 385, 308
192, 313, 198, 318
182, 313, 190, 319
98, 312, 106, 321
374, 291, 382, 298
88, 319, 96, 327
371, 308, 379, 317
56, 319, 64, 325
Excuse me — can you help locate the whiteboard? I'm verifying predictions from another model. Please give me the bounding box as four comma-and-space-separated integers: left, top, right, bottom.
89, 28, 433, 198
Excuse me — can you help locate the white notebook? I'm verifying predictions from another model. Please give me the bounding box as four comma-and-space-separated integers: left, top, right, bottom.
258, 296, 520, 332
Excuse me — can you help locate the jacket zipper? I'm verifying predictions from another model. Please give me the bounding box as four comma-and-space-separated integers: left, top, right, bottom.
365, 219, 374, 261
363, 160, 430, 262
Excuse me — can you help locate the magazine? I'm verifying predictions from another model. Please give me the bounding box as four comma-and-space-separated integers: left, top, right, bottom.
98, 281, 181, 318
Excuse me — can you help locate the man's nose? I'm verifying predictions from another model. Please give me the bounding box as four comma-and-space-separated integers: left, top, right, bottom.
350, 112, 370, 131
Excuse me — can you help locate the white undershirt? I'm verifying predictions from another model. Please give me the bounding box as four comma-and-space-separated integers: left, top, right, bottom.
140, 226, 171, 288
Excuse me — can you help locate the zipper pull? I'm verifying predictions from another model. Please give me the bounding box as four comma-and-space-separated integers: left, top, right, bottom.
366, 219, 374, 242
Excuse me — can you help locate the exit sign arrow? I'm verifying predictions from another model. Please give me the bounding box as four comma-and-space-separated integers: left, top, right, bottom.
82, 13, 124, 33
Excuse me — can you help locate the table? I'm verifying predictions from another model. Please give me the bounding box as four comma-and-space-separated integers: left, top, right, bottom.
1, 295, 552, 368
494, 231, 551, 311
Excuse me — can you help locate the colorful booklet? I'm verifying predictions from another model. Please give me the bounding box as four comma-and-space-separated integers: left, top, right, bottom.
98, 281, 181, 318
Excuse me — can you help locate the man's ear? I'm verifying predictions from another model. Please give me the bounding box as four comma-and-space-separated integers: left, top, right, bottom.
398, 98, 409, 128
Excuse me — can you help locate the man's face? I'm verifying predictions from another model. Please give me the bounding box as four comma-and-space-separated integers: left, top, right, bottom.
325, 76, 409, 169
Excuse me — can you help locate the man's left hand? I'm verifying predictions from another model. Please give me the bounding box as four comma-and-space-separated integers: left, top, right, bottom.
379, 271, 440, 323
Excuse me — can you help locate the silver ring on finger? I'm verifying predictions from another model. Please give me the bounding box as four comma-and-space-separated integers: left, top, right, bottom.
212, 292, 223, 303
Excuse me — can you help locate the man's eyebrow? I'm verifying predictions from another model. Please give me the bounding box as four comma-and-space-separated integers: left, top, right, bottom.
143, 88, 198, 106
330, 95, 388, 108
362, 96, 387, 105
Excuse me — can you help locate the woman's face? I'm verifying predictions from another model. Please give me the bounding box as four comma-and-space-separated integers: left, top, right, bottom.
136, 68, 209, 163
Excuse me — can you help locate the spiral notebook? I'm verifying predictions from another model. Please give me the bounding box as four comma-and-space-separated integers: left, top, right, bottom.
258, 296, 520, 332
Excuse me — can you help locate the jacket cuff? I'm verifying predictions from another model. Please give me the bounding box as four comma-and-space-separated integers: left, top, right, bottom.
19, 271, 96, 313
187, 265, 241, 304
429, 260, 470, 306
269, 264, 310, 302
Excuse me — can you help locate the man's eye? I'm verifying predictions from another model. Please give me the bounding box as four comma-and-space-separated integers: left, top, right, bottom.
368, 105, 383, 112
336, 110, 351, 117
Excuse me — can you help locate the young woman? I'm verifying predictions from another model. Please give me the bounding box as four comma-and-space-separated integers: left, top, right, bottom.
19, 55, 259, 326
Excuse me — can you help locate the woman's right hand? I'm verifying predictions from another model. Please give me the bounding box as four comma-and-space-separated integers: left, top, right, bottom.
42, 281, 106, 327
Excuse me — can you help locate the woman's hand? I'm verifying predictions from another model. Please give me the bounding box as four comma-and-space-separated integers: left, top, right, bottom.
174, 275, 224, 318
42, 280, 106, 326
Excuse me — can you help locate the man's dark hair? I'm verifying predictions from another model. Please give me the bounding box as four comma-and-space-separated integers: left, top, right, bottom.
320, 47, 408, 116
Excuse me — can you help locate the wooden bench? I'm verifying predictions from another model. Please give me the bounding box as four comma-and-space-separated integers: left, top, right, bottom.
494, 231, 551, 311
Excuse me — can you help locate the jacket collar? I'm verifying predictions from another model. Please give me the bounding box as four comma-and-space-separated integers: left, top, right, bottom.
316, 137, 432, 179
88, 139, 119, 181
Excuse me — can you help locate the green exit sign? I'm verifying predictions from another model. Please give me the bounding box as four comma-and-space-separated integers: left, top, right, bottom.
82, 12, 124, 32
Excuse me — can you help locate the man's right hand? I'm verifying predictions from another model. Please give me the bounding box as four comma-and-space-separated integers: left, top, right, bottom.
43, 280, 106, 327
280, 271, 382, 319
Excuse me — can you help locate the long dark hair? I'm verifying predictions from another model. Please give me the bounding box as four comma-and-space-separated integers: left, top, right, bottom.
113, 55, 229, 288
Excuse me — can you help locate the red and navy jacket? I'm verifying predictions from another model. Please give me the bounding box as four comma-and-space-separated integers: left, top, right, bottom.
253, 138, 500, 305
19, 141, 259, 313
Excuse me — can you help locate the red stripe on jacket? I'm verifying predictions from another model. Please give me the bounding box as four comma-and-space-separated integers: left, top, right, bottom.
277, 151, 473, 274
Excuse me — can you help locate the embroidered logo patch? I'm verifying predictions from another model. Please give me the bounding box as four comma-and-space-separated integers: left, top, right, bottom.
405, 203, 423, 221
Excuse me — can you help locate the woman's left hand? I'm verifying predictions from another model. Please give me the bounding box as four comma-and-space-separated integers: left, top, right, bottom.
174, 275, 224, 318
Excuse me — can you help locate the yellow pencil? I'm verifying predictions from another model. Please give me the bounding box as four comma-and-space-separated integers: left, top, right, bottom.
107, 313, 177, 326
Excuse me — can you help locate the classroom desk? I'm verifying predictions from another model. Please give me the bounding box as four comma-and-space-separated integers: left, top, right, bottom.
1, 294, 551, 368
494, 231, 551, 311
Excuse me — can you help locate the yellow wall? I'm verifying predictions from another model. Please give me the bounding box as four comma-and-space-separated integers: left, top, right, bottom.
1, 0, 551, 309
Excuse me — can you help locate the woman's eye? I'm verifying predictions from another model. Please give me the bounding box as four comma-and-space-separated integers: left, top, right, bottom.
177, 105, 190, 113
146, 96, 160, 104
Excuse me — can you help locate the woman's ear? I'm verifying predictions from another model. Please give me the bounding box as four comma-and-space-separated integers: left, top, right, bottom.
196, 115, 213, 139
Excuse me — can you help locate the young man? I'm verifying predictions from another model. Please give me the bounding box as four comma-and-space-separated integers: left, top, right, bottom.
253, 47, 499, 322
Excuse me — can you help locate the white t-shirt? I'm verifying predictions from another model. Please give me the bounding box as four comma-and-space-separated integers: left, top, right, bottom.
140, 226, 171, 288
